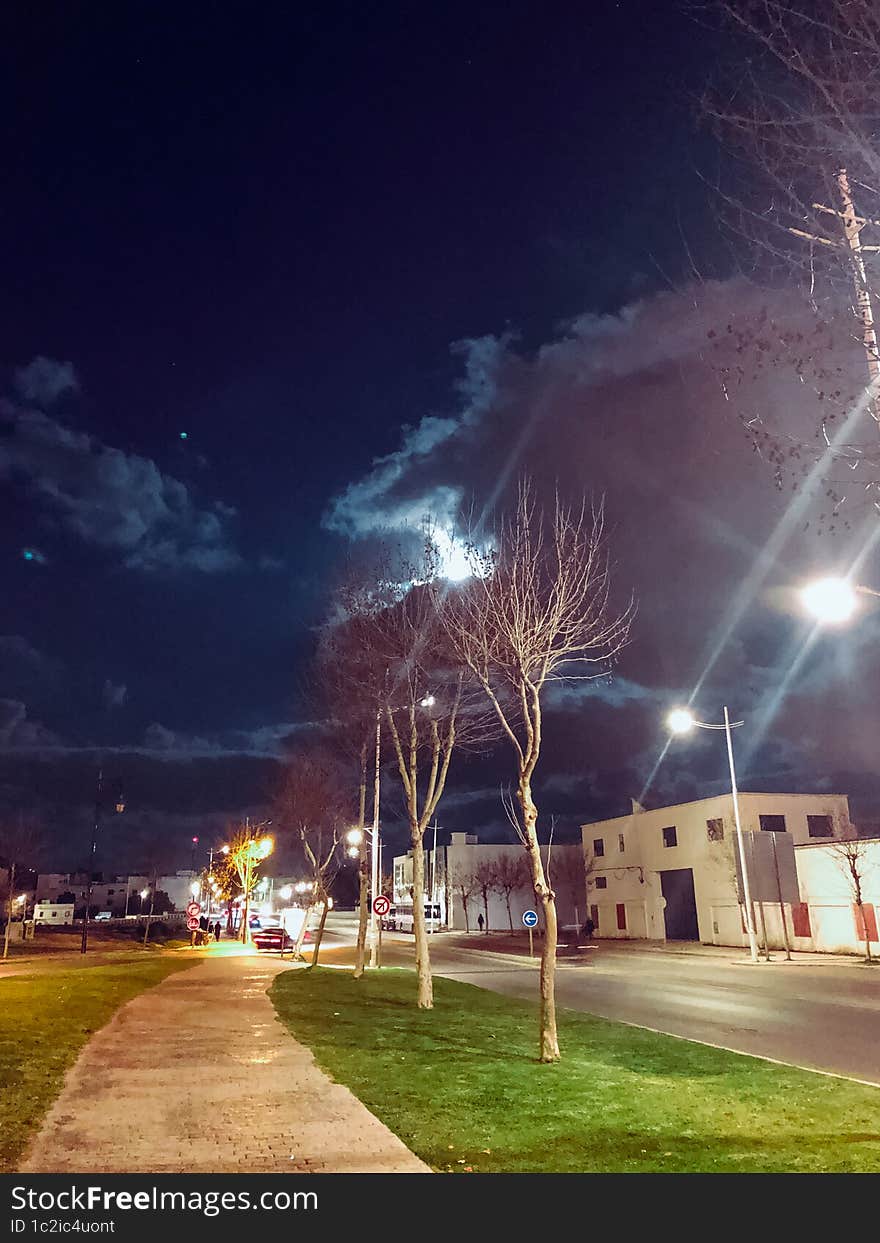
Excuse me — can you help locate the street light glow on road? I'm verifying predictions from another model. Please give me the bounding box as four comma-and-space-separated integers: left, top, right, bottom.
801, 576, 858, 625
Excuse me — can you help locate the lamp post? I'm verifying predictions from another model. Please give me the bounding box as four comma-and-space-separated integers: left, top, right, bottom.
81, 769, 125, 955
667, 707, 760, 964
363, 692, 437, 967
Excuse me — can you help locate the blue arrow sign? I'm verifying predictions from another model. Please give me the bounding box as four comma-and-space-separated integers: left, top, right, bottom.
522, 909, 538, 928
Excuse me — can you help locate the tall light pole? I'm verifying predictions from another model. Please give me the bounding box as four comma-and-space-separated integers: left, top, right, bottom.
667, 707, 760, 964
369, 708, 381, 968
81, 769, 124, 955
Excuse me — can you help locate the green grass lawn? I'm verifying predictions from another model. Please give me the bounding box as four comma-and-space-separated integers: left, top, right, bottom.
0, 955, 194, 1171
271, 968, 880, 1173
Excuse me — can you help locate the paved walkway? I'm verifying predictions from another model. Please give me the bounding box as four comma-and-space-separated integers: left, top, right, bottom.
21, 948, 429, 1174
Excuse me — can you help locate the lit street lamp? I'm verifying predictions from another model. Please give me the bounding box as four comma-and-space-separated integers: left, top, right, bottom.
800, 575, 880, 625
667, 706, 760, 964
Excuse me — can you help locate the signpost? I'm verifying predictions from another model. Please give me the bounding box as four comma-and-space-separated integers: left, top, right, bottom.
186, 901, 201, 918
186, 916, 200, 931
523, 908, 538, 959
373, 895, 390, 970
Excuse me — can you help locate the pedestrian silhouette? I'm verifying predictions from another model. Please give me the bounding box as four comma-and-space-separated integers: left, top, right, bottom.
213, 920, 221, 942
477, 913, 485, 933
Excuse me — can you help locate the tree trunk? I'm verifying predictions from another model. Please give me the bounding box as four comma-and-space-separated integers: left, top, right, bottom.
857, 900, 873, 962
482, 891, 489, 932
411, 830, 433, 1008
353, 742, 369, 979
506, 895, 513, 933
518, 779, 560, 1062
2, 860, 15, 960
309, 896, 330, 967
293, 902, 313, 959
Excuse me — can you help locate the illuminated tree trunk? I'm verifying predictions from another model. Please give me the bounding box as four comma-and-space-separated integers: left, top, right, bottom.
519, 779, 559, 1063
411, 832, 433, 1008
309, 895, 330, 967
2, 861, 16, 960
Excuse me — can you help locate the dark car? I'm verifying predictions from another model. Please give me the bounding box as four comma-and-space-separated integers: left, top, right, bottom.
252, 925, 311, 953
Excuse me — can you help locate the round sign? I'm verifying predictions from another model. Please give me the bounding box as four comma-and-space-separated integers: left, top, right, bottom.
186, 901, 201, 917
522, 909, 538, 928
186, 916, 200, 931
372, 895, 391, 917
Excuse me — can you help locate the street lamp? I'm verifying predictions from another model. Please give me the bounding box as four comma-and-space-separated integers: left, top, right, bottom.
666, 706, 760, 964
800, 575, 880, 625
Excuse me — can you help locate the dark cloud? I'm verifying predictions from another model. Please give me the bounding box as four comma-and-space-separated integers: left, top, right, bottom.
102, 679, 128, 710
326, 278, 880, 818
0, 404, 243, 573
0, 699, 60, 750
13, 357, 78, 407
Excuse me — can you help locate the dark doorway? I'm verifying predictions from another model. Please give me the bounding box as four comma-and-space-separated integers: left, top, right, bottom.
660, 868, 699, 941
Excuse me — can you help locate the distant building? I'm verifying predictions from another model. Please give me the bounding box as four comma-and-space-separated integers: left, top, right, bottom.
393, 832, 586, 932
580, 791, 879, 955
34, 902, 74, 926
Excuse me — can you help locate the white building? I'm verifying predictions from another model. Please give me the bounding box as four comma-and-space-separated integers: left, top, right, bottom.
393, 832, 586, 932
791, 837, 880, 954
580, 792, 862, 950
34, 902, 74, 926
35, 871, 198, 915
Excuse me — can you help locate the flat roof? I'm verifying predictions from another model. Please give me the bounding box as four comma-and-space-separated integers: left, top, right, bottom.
581, 791, 850, 829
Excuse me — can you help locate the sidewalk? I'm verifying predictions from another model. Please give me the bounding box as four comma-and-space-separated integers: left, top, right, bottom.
20, 946, 429, 1174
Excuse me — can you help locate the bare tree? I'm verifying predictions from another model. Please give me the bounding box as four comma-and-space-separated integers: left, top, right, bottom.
474, 858, 496, 933
315, 612, 377, 978
274, 748, 347, 967
700, 1, 880, 517
549, 847, 589, 936
442, 481, 633, 1060
831, 831, 877, 963
332, 544, 496, 1009
492, 853, 530, 932
450, 863, 478, 933
0, 816, 41, 960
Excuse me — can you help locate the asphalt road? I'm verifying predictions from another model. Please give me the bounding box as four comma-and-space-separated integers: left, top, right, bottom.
320, 918, 880, 1085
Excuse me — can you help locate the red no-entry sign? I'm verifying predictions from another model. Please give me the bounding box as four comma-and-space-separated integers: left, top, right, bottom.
372, 895, 390, 917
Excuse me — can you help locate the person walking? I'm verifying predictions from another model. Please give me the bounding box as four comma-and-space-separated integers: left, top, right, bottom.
477, 913, 485, 934
213, 920, 221, 942
582, 916, 595, 940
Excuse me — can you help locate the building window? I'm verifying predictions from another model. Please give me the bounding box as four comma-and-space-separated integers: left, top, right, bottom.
592, 838, 604, 857
759, 814, 787, 833
616, 903, 627, 930
706, 818, 724, 842
807, 814, 833, 838
618, 833, 625, 853
594, 876, 607, 889
662, 826, 677, 848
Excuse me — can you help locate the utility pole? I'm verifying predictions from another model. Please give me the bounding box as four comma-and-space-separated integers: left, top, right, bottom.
789, 168, 880, 423
81, 770, 103, 955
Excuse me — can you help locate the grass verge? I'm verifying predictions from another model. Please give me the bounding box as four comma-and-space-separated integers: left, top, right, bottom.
270, 967, 880, 1173
0, 955, 195, 1171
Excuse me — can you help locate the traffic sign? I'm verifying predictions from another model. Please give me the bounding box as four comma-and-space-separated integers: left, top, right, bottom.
186, 901, 201, 917
372, 895, 391, 917
522, 909, 538, 928
186, 916, 200, 931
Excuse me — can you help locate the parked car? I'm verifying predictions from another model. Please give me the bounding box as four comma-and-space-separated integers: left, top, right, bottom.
94, 911, 112, 921
253, 925, 312, 953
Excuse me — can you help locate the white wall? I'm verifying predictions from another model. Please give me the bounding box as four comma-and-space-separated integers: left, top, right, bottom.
582, 792, 853, 947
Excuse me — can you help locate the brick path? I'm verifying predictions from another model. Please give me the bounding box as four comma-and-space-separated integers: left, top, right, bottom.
21, 949, 429, 1174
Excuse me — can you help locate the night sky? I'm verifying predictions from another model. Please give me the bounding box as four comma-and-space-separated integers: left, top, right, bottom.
2, 2, 878, 872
